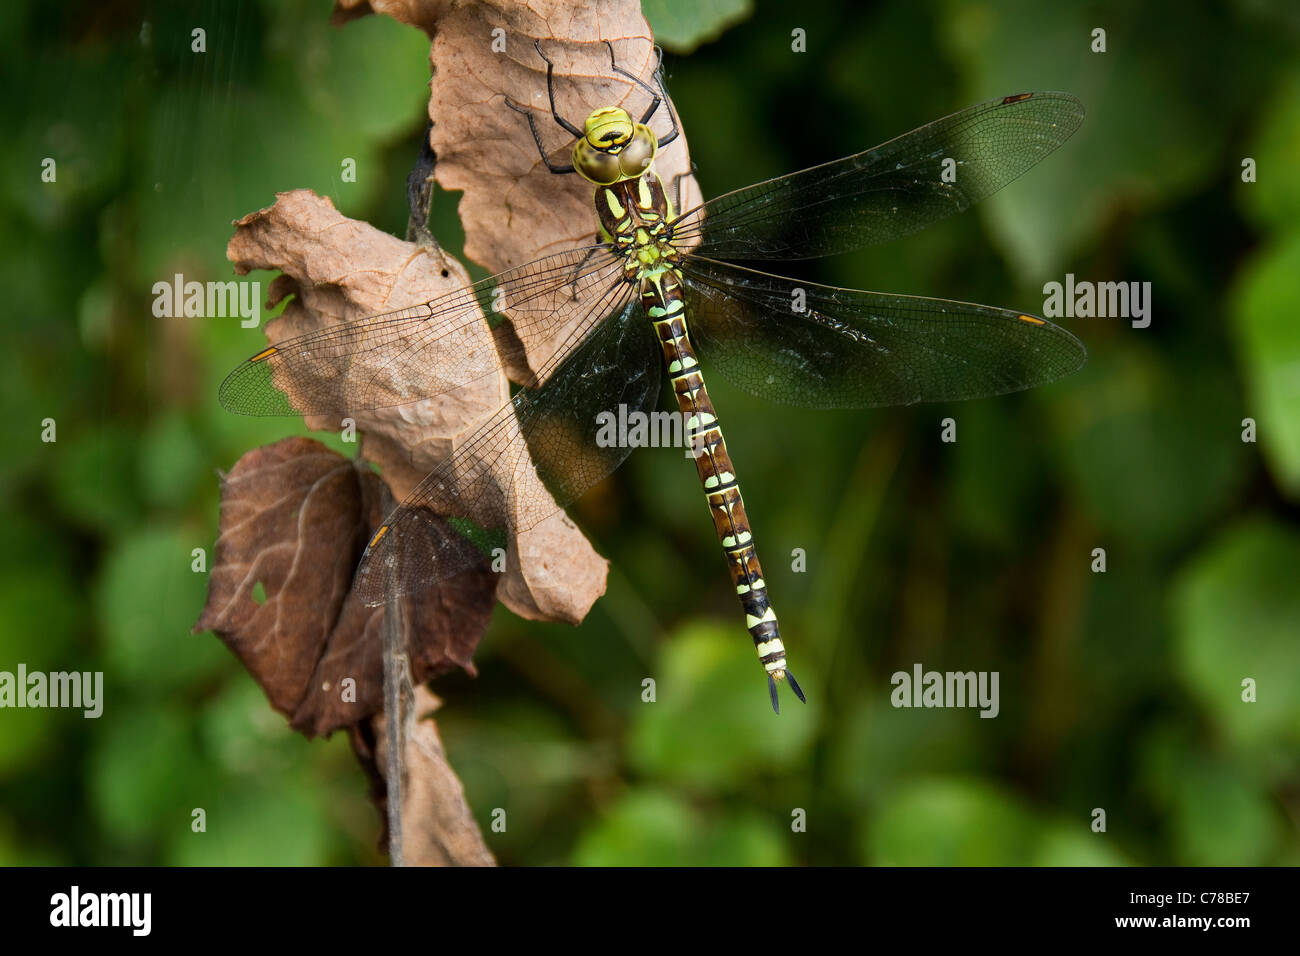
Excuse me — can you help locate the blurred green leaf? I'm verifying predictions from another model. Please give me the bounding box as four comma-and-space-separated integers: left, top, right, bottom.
140, 411, 209, 510
50, 422, 143, 535
573, 789, 698, 865
293, 12, 429, 141
1138, 722, 1285, 865
628, 622, 816, 788
0, 558, 82, 772
199, 675, 311, 774
1052, 350, 1249, 551
941, 0, 1274, 277
1240, 71, 1300, 230
866, 778, 1039, 865
90, 704, 212, 844
167, 782, 335, 866
828, 699, 986, 807
95, 525, 229, 691
573, 788, 789, 865
1169, 762, 1281, 866
1231, 230, 1300, 497
1172, 519, 1300, 748
642, 0, 752, 53
1032, 825, 1131, 866
698, 811, 790, 865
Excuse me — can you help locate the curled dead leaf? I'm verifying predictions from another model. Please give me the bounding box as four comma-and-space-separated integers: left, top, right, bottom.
194, 437, 498, 737
227, 188, 497, 480
224, 189, 607, 623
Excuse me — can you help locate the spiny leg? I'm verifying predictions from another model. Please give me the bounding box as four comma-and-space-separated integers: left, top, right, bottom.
504, 95, 577, 175
603, 40, 680, 147
533, 38, 583, 138
667, 171, 695, 218
563, 244, 606, 299
647, 48, 679, 147
604, 40, 662, 122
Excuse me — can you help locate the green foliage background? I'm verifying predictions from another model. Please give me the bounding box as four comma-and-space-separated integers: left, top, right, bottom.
2, 0, 1298, 865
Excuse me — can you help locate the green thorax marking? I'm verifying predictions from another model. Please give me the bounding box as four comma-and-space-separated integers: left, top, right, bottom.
593, 171, 680, 288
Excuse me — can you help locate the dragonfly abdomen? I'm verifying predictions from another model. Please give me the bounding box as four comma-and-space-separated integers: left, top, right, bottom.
640, 266, 799, 704
596, 171, 804, 710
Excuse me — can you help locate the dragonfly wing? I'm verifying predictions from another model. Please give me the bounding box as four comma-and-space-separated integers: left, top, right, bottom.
681, 256, 1085, 409
219, 244, 624, 419
672, 92, 1083, 261
354, 289, 660, 605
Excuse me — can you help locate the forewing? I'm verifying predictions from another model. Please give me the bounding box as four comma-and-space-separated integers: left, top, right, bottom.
672, 92, 1084, 261
354, 290, 661, 605
218, 244, 624, 419
682, 256, 1085, 409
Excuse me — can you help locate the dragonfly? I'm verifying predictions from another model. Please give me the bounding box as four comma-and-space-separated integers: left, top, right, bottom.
219, 40, 1086, 713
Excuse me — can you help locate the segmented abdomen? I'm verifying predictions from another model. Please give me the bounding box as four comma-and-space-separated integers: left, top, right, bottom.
641, 267, 787, 676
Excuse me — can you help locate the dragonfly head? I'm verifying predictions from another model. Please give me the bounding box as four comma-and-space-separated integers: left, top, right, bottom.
583, 106, 634, 148
573, 106, 657, 185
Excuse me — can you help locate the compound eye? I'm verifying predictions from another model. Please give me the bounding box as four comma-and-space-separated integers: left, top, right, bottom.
618, 126, 657, 178
573, 140, 622, 185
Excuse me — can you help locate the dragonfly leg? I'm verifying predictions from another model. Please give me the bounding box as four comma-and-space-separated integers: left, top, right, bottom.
666, 171, 695, 219
563, 244, 607, 299
532, 38, 584, 139
605, 40, 661, 122
647, 50, 679, 148
504, 95, 577, 175
604, 40, 679, 148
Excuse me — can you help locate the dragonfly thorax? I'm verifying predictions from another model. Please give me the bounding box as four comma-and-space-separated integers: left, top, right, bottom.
593, 172, 679, 285
573, 106, 657, 185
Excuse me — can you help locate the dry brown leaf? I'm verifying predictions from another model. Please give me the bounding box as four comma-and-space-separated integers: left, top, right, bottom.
194, 437, 497, 737
332, 0, 447, 35
225, 189, 607, 623
227, 189, 498, 481
357, 686, 496, 866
